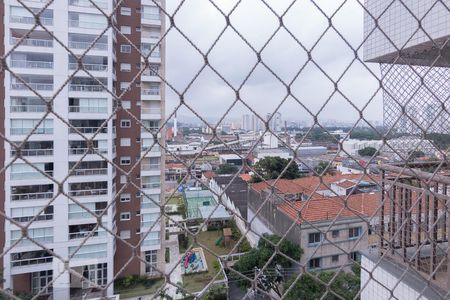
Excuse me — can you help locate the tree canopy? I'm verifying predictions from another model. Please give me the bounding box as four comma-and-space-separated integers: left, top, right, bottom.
358, 146, 378, 157
250, 157, 301, 183
283, 268, 360, 300
232, 234, 303, 296
216, 163, 238, 175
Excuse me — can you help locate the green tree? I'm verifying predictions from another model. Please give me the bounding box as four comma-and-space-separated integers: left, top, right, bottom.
313, 161, 334, 176
217, 163, 238, 175
250, 157, 301, 183
284, 269, 360, 300
358, 146, 378, 157
232, 234, 303, 296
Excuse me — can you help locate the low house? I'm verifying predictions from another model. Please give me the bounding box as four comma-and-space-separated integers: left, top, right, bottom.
248, 173, 381, 271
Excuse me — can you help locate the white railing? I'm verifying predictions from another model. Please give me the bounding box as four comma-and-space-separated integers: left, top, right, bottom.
11, 37, 53, 47
11, 191, 53, 201
69, 188, 107, 197
141, 32, 161, 39
142, 69, 159, 76
68, 148, 108, 155
11, 149, 53, 156
12, 237, 53, 247
141, 183, 161, 189
10, 16, 53, 25
69, 230, 106, 240
141, 108, 160, 114
11, 256, 53, 267
68, 41, 108, 50
69, 106, 108, 113
11, 83, 53, 91
68, 0, 108, 9
141, 163, 160, 171
10, 171, 52, 180
69, 84, 104, 92
141, 49, 160, 57
70, 168, 108, 176
141, 13, 160, 20
68, 209, 106, 219
10, 60, 53, 69
10, 105, 47, 113
69, 63, 108, 71
10, 128, 53, 135
142, 145, 160, 152
69, 19, 107, 30
141, 88, 160, 95
69, 127, 107, 134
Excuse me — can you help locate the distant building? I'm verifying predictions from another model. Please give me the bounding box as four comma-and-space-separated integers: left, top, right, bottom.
341, 139, 383, 156
219, 154, 245, 166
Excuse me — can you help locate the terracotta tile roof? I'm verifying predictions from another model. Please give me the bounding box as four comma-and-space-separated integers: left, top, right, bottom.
239, 174, 252, 182
278, 192, 380, 224
202, 171, 216, 179
334, 179, 357, 189
250, 173, 379, 196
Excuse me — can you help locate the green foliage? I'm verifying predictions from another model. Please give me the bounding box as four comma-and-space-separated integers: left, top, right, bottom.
115, 275, 160, 290
205, 284, 227, 300
349, 127, 384, 140
358, 146, 378, 157
296, 128, 340, 143
425, 133, 450, 150
314, 161, 334, 176
165, 247, 170, 263
217, 163, 239, 175
283, 271, 360, 300
250, 157, 301, 183
232, 234, 303, 295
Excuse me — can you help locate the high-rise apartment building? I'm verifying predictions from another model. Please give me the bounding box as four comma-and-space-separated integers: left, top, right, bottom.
1, 0, 165, 298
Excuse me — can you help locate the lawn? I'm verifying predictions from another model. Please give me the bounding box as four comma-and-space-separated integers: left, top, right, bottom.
181, 229, 238, 293
115, 279, 164, 299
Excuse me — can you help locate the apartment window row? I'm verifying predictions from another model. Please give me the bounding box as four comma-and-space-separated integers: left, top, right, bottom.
308, 227, 362, 246
308, 251, 361, 270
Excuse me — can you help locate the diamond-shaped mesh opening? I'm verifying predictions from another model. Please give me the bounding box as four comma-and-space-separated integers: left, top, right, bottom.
0, 0, 449, 299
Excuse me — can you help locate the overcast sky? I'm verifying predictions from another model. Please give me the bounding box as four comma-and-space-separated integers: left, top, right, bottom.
163, 0, 383, 126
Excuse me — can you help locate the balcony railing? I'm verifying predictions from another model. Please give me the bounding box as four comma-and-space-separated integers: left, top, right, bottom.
69, 230, 106, 240
141, 49, 160, 57
69, 127, 107, 134
11, 83, 53, 91
142, 89, 160, 95
10, 16, 53, 25
141, 221, 157, 228
10, 105, 47, 113
69, 188, 107, 197
11, 191, 53, 201
12, 237, 53, 247
141, 163, 160, 171
141, 182, 161, 189
11, 256, 53, 267
11, 171, 53, 180
69, 106, 108, 113
69, 84, 104, 92
141, 108, 160, 114
11, 37, 53, 48
141, 13, 160, 20
68, 148, 108, 155
11, 149, 53, 157
68, 0, 108, 9
13, 214, 53, 223
10, 128, 53, 135
69, 63, 108, 71
68, 41, 108, 50
10, 60, 54, 69
142, 145, 160, 152
70, 168, 108, 176
68, 209, 106, 219
69, 19, 106, 30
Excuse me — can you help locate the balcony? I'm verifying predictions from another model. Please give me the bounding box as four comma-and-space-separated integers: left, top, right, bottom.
10, 30, 53, 48
11, 75, 53, 91
68, 0, 108, 9
69, 224, 106, 240
10, 15, 53, 26
10, 170, 53, 180
69, 85, 104, 92
11, 141, 53, 157
68, 40, 108, 51
141, 182, 161, 189
142, 88, 160, 96
69, 62, 107, 72
11, 184, 53, 201
11, 250, 53, 267
10, 60, 53, 69
69, 181, 108, 197
141, 108, 161, 115
12, 206, 53, 223
69, 119, 108, 134
10, 104, 47, 113
10, 119, 54, 135
68, 147, 108, 155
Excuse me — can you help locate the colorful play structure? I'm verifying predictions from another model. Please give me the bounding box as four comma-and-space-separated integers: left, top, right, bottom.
181, 248, 208, 274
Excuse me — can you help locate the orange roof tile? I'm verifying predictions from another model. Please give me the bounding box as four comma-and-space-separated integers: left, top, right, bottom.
239, 174, 252, 182
278, 192, 380, 224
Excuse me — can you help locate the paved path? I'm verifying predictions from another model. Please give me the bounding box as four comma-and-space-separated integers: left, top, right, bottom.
164, 218, 184, 299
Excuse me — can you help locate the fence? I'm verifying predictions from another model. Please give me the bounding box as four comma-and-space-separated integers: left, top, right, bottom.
0, 0, 449, 299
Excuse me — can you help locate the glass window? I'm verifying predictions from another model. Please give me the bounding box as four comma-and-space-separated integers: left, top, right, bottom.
308, 232, 322, 245
120, 7, 131, 16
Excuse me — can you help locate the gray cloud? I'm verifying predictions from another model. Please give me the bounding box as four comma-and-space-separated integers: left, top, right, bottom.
164, 0, 383, 125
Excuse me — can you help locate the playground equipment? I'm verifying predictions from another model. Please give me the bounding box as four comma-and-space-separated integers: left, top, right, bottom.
181, 248, 207, 274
